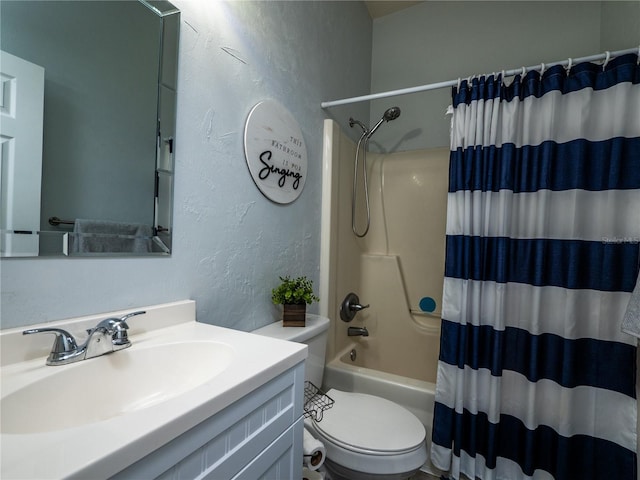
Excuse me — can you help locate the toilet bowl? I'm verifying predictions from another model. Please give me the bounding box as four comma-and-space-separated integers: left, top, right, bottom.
308, 389, 426, 480
252, 315, 427, 480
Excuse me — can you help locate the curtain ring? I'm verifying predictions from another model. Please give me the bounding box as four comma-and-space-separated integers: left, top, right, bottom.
501, 69, 506, 85
521, 66, 526, 77
457, 77, 461, 90
540, 63, 545, 75
566, 58, 573, 74
603, 51, 611, 70
637, 45, 639, 65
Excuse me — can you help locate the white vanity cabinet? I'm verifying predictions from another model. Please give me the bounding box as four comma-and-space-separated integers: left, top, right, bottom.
112, 362, 305, 480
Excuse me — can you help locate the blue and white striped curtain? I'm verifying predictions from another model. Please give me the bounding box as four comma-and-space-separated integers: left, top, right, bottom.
431, 53, 640, 480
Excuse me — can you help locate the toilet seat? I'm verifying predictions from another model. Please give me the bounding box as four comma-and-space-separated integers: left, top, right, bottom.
313, 389, 425, 455
310, 389, 427, 477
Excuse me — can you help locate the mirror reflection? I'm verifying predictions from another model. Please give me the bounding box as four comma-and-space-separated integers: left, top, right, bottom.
0, 0, 179, 257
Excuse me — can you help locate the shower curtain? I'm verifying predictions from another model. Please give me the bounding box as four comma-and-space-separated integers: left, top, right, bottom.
431, 53, 640, 480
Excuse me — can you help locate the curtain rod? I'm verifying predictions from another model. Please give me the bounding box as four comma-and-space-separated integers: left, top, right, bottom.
320, 46, 639, 109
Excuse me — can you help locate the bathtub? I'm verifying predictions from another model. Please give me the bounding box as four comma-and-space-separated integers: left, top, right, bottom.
322, 344, 443, 476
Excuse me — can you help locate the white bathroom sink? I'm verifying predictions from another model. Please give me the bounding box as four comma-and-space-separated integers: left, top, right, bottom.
0, 300, 307, 480
1, 340, 234, 434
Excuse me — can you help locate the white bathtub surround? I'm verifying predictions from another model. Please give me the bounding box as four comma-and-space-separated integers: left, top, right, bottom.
320, 119, 449, 379
0, 300, 307, 479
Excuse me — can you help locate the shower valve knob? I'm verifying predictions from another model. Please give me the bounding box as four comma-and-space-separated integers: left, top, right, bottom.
340, 292, 369, 322
350, 302, 369, 312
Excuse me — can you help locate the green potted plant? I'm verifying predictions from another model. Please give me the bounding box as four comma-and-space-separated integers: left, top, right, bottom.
271, 275, 319, 327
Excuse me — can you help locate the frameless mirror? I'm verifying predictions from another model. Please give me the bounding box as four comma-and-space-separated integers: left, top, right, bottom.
0, 0, 179, 257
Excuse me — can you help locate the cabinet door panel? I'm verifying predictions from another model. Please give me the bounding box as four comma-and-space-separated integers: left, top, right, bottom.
231, 418, 303, 480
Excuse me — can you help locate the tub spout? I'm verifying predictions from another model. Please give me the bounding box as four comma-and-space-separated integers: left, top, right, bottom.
348, 326, 369, 337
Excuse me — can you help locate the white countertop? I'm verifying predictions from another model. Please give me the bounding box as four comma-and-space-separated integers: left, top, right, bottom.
0, 300, 307, 479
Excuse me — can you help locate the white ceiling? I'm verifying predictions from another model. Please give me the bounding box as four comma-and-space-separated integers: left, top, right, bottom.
364, 1, 423, 19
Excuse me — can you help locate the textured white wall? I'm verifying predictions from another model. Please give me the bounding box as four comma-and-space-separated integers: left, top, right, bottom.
600, 1, 640, 51
0, 1, 372, 330
368, 1, 604, 152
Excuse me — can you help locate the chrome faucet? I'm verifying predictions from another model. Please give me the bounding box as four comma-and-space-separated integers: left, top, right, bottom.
23, 310, 146, 366
348, 326, 369, 337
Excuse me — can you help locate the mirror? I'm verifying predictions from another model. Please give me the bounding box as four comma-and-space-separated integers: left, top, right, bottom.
0, 0, 179, 257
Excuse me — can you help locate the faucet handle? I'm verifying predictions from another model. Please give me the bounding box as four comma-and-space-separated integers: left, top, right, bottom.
110, 320, 130, 346
23, 328, 78, 356
92, 310, 145, 333
119, 310, 146, 320
111, 310, 146, 345
117, 310, 146, 328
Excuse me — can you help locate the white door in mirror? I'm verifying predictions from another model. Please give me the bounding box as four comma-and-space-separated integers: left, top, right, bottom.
0, 51, 44, 256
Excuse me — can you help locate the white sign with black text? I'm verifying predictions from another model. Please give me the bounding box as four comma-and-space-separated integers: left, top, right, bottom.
244, 100, 307, 204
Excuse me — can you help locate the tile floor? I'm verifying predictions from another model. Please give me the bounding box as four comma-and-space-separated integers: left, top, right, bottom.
409, 471, 443, 480
316, 467, 445, 480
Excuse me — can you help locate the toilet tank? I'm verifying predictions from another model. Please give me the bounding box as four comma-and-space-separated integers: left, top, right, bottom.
252, 314, 329, 386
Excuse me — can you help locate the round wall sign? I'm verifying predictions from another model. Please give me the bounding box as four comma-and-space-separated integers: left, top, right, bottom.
244, 100, 307, 204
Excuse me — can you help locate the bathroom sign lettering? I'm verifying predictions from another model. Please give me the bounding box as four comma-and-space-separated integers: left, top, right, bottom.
259, 148, 302, 190
244, 100, 307, 204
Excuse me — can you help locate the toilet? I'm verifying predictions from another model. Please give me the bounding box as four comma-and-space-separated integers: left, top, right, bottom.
252, 314, 427, 480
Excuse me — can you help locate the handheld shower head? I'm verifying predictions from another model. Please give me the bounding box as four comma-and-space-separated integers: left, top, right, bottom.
367, 106, 401, 138
383, 106, 401, 122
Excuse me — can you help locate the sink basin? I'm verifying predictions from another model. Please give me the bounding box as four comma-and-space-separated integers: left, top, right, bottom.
1, 341, 234, 434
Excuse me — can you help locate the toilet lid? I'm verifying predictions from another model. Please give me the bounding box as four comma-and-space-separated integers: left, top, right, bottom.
312, 389, 426, 455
